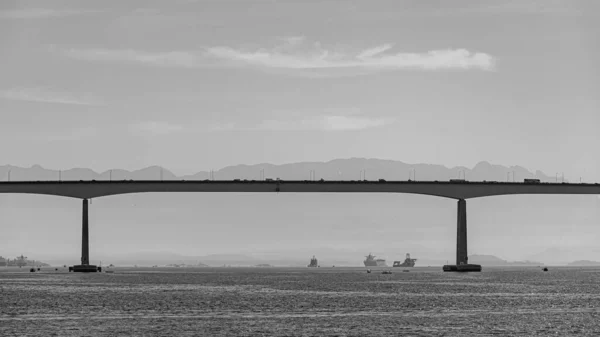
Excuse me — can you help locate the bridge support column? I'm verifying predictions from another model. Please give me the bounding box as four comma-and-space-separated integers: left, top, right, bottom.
69, 199, 99, 273
81, 198, 89, 265
443, 199, 481, 272
456, 199, 468, 265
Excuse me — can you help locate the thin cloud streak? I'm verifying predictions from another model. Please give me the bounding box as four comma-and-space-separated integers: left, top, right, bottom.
205, 45, 495, 72
441, 1, 584, 16
130, 115, 391, 135
60, 39, 496, 76
0, 88, 102, 106
130, 121, 185, 136
255, 115, 393, 131
0, 8, 100, 19
62, 48, 199, 68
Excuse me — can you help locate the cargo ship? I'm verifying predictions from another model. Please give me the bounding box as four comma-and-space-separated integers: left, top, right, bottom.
393, 253, 417, 267
308, 255, 318, 267
364, 253, 387, 267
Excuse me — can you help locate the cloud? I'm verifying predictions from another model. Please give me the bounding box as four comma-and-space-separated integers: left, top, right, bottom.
129, 115, 390, 135
446, 1, 584, 16
60, 39, 496, 76
276, 36, 307, 49
130, 121, 184, 135
0, 9, 99, 19
203, 41, 496, 73
0, 87, 101, 106
256, 115, 392, 131
44, 127, 99, 141
62, 48, 199, 68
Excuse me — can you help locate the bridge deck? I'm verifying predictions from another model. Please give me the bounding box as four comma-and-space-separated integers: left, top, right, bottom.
1, 180, 599, 200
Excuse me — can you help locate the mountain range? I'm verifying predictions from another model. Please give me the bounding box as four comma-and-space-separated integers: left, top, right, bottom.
0, 158, 564, 182
469, 254, 544, 266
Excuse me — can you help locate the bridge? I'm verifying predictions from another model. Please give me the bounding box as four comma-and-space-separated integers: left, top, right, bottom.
2, 180, 599, 272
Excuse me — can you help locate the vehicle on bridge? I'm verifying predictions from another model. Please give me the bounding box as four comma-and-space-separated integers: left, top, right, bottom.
524, 179, 541, 184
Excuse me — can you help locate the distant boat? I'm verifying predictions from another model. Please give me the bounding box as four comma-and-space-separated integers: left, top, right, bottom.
16, 255, 28, 267
393, 253, 417, 267
308, 256, 318, 267
364, 253, 387, 267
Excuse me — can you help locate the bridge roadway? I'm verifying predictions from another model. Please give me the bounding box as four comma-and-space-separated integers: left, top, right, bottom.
1, 180, 600, 199
1, 180, 599, 272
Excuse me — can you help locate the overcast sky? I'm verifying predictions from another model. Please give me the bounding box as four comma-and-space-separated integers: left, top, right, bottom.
1, 0, 598, 181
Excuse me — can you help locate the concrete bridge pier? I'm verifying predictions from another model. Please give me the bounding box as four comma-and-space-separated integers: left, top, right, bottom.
69, 199, 99, 272
456, 198, 468, 265
81, 198, 89, 265
443, 199, 482, 272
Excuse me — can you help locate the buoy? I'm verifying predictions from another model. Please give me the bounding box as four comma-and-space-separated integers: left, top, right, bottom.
543, 267, 548, 272
29, 268, 35, 272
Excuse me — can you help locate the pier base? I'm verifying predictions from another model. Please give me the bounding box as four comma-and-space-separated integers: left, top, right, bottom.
69, 265, 100, 273
443, 264, 482, 272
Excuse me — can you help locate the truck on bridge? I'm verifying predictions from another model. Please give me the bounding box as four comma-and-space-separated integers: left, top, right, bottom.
524, 179, 541, 184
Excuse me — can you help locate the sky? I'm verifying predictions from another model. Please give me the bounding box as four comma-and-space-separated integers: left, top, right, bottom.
1, 1, 600, 263
0, 0, 598, 181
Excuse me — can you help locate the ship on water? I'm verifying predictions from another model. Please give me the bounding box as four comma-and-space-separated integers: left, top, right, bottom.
364, 253, 387, 267
308, 255, 318, 267
393, 253, 417, 267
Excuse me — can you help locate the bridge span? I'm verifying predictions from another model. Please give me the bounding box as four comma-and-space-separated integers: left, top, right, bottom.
1, 180, 600, 199
1, 180, 599, 272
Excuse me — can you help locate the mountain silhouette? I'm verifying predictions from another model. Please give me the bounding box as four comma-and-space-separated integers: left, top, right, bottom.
0, 158, 558, 182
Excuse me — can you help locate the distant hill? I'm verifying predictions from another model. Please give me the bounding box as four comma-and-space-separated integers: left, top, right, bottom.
523, 248, 600, 266
469, 254, 544, 266
0, 159, 558, 182
568, 260, 600, 266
